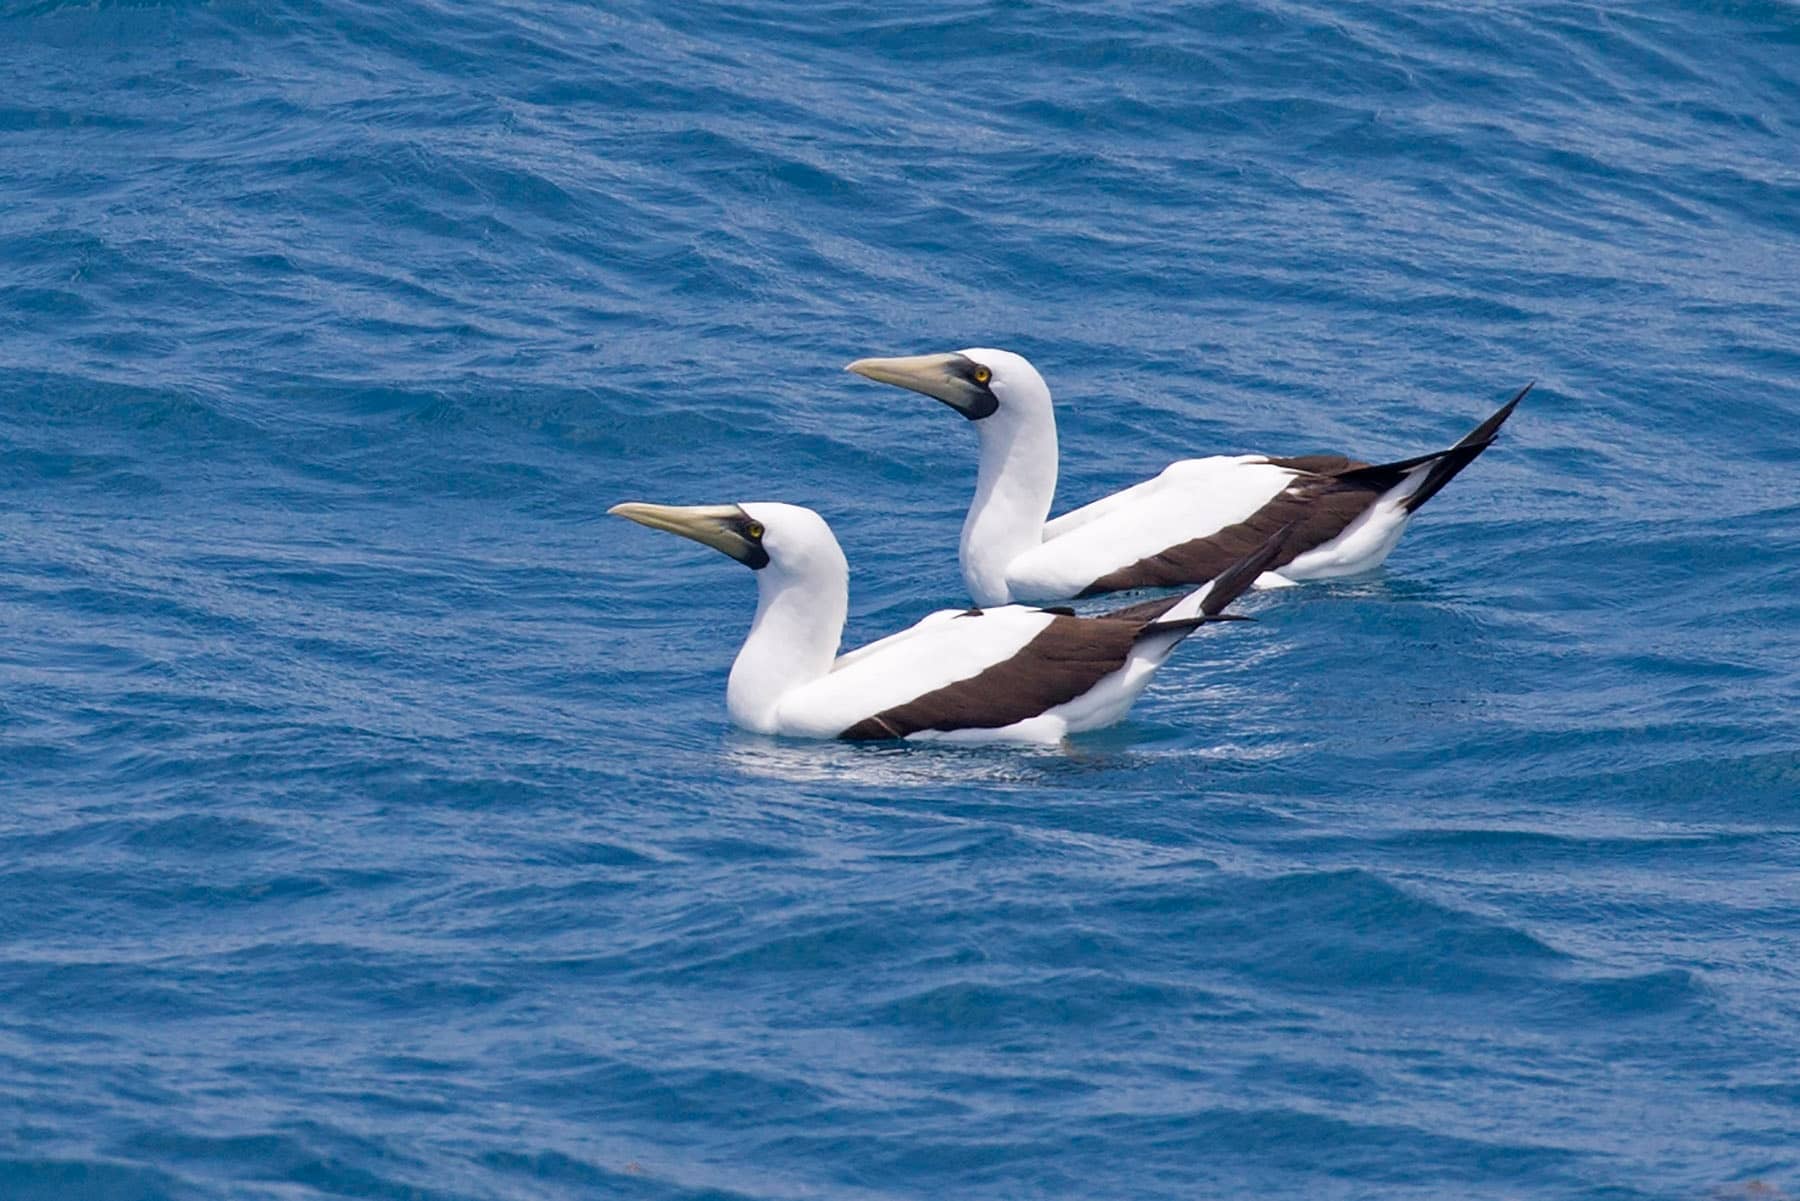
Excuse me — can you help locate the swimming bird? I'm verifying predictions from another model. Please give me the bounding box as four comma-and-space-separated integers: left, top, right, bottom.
845, 349, 1530, 607
609, 500, 1288, 744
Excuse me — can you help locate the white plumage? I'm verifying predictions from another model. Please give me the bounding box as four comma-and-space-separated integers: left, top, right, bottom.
1010, 455, 1297, 600
847, 349, 1527, 606
609, 500, 1283, 744
774, 601, 1053, 740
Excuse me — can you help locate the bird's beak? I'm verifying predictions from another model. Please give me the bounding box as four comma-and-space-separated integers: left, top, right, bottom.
608, 502, 769, 569
845, 352, 996, 420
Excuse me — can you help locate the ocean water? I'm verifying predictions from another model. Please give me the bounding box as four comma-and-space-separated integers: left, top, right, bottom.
3, 1, 1798, 1197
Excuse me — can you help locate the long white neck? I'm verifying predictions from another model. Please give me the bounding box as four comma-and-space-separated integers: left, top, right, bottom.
726, 557, 847, 734
961, 411, 1059, 606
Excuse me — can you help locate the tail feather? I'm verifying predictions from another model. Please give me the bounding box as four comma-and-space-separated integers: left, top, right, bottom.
1135, 521, 1295, 636
1193, 520, 1295, 617
1140, 612, 1256, 636
1331, 381, 1532, 514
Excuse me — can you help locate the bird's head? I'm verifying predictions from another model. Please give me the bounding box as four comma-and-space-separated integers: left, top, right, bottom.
844, 347, 1051, 428
608, 500, 844, 580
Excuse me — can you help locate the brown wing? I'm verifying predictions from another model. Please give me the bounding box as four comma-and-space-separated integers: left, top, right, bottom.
838, 520, 1295, 740
1076, 472, 1381, 598
837, 612, 1151, 741
1262, 454, 1371, 475
1077, 384, 1533, 598
838, 521, 1295, 740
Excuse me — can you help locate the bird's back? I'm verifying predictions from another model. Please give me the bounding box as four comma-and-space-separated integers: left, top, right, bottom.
782, 604, 1173, 741
1008, 455, 1298, 602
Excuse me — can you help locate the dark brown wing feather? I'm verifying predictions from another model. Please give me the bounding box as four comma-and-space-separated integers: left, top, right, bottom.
1262, 454, 1370, 475
1077, 473, 1376, 597
1075, 385, 1530, 598
837, 612, 1151, 741
838, 525, 1293, 741
1072, 383, 1540, 597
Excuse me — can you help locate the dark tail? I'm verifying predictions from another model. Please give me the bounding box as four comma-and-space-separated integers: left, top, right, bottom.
1138, 521, 1296, 635
1332, 382, 1532, 514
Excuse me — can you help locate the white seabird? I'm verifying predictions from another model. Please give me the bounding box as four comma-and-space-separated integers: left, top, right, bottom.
845, 349, 1530, 607
609, 500, 1288, 744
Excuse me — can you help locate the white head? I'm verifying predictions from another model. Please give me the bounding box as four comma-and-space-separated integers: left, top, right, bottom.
735, 501, 847, 590
845, 347, 1053, 436
844, 347, 1061, 606
609, 499, 850, 732
608, 499, 847, 592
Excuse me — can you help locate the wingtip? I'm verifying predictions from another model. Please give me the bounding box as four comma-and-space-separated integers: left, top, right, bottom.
1495, 379, 1534, 419
1447, 381, 1532, 454
1251, 520, 1300, 572
1199, 520, 1297, 617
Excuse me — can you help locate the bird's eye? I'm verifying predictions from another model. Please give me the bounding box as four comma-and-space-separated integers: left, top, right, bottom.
746, 522, 764, 540
972, 365, 992, 385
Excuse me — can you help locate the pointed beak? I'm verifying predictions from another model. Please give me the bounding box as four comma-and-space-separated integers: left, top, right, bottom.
608, 502, 770, 569
845, 352, 997, 420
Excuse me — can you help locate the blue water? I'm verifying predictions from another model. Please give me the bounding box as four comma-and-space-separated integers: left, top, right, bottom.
4, 1, 1799, 1197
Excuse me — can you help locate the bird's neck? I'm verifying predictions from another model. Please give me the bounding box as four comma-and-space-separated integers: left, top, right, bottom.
961, 413, 1058, 606
727, 565, 846, 734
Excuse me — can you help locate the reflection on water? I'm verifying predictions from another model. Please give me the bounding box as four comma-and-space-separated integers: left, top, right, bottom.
722, 731, 1083, 789
721, 723, 1298, 790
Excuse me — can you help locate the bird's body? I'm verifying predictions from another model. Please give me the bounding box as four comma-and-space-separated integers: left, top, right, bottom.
847, 349, 1529, 607
610, 501, 1283, 744
775, 599, 1185, 743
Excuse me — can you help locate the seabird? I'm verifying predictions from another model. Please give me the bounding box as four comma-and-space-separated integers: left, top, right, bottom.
845, 349, 1530, 606
609, 500, 1288, 743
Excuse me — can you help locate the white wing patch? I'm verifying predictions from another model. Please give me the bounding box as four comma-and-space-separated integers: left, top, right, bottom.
829, 607, 966, 671
905, 610, 1204, 745
1007, 456, 1296, 602
777, 606, 1057, 739
1281, 492, 1415, 579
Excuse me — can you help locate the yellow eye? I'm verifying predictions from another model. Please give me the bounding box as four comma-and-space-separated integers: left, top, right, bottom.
746, 522, 764, 539
973, 366, 992, 385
